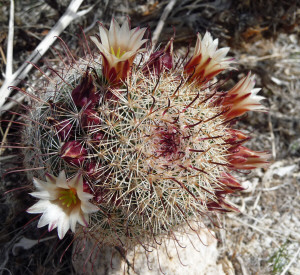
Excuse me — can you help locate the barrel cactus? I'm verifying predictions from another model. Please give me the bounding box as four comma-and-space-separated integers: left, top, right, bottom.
22, 18, 268, 251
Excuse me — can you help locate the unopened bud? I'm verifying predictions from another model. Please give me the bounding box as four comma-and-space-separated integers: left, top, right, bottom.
60, 141, 87, 166
71, 71, 98, 108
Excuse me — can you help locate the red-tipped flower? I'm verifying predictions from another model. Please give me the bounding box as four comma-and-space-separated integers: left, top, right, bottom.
184, 32, 232, 85
91, 18, 147, 83
222, 72, 267, 119
228, 146, 270, 170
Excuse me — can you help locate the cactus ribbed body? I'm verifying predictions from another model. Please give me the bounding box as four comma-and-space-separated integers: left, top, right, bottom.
23, 19, 268, 244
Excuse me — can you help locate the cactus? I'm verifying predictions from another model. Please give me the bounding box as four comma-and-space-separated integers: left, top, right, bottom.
21, 18, 269, 250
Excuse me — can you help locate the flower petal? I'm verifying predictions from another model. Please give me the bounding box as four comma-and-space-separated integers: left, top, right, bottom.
57, 214, 70, 239
56, 170, 68, 189
27, 200, 50, 214
81, 201, 99, 214
30, 190, 55, 200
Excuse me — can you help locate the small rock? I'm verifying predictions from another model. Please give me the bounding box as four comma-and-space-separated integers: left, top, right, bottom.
72, 224, 227, 275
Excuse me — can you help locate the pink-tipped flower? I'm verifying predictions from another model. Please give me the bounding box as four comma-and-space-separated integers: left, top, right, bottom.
222, 72, 267, 119
184, 32, 232, 84
228, 146, 270, 170
27, 171, 98, 239
91, 18, 147, 83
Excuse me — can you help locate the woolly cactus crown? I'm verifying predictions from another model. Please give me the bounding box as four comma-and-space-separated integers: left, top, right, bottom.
22, 18, 268, 245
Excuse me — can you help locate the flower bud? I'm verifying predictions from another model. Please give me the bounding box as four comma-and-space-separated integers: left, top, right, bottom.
228, 146, 270, 170
217, 172, 244, 194
60, 141, 87, 166
81, 109, 101, 129
143, 38, 173, 75
46, 117, 72, 141
71, 71, 98, 108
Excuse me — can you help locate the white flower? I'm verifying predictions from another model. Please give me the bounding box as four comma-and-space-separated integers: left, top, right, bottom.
27, 171, 98, 239
184, 32, 232, 84
91, 18, 147, 83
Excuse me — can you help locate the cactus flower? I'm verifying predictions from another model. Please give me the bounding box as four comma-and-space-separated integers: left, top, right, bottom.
222, 72, 267, 119
91, 18, 147, 83
27, 171, 98, 239
184, 32, 232, 85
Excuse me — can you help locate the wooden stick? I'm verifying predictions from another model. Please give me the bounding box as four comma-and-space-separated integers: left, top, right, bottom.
0, 0, 89, 109
151, 0, 177, 52
6, 0, 14, 78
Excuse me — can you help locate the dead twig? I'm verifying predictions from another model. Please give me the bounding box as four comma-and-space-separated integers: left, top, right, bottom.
0, 0, 92, 109
268, 113, 276, 160
151, 0, 177, 52
6, 0, 14, 78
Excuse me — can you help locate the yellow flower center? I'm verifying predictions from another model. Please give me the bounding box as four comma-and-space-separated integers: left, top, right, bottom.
110, 46, 126, 58
59, 188, 78, 207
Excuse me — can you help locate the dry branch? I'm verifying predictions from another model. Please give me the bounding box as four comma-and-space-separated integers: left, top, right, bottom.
0, 0, 92, 110
6, 0, 14, 78
151, 0, 177, 52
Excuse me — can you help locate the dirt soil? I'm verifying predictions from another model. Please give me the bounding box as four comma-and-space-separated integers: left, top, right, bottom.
0, 1, 299, 274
